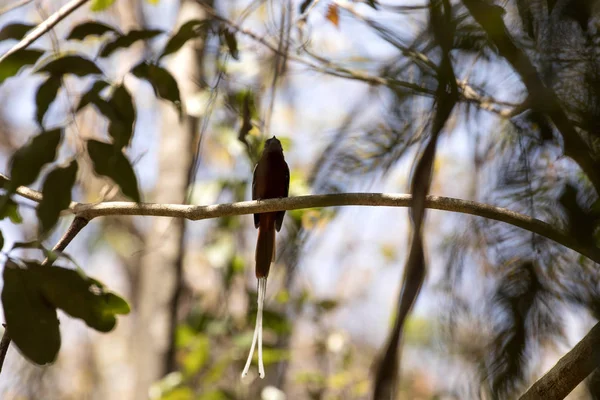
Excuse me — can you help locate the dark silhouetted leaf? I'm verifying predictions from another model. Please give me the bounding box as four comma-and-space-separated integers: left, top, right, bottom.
66, 21, 118, 41
0, 230, 3, 251
2, 260, 60, 365
0, 49, 44, 84
37, 55, 102, 77
76, 80, 109, 111
299, 0, 313, 14
36, 76, 62, 126
131, 62, 181, 114
87, 140, 140, 201
99, 29, 163, 58
159, 19, 206, 60
366, 0, 378, 9
36, 266, 130, 332
107, 84, 135, 147
9, 129, 62, 189
222, 29, 239, 60
37, 161, 78, 234
0, 23, 34, 42
90, 0, 115, 11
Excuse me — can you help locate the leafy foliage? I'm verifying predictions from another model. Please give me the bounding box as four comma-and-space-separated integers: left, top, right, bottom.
37, 161, 78, 234
131, 62, 181, 114
0, 49, 44, 84
66, 21, 117, 41
8, 128, 62, 189
99, 29, 163, 58
35, 76, 62, 126
159, 19, 207, 60
37, 55, 103, 77
87, 140, 140, 201
0, 23, 34, 42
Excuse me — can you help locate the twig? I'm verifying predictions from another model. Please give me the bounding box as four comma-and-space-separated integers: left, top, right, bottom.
0, 216, 89, 375
519, 322, 600, 400
0, 0, 34, 17
0, 0, 91, 64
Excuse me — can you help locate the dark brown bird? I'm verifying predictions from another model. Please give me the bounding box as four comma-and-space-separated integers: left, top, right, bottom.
242, 136, 289, 379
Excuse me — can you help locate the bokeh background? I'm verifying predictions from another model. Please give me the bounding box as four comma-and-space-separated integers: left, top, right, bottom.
0, 0, 599, 399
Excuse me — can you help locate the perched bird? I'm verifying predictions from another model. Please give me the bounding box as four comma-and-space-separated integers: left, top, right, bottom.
242, 136, 289, 379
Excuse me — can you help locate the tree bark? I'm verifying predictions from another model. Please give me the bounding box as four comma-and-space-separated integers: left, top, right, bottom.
132, 1, 207, 398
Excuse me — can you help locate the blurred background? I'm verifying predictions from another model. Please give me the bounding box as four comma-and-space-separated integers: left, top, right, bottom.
0, 0, 600, 399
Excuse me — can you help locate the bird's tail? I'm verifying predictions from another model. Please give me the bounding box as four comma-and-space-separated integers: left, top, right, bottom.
255, 214, 276, 278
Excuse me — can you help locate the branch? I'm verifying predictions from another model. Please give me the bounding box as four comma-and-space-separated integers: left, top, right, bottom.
0, 0, 91, 64
519, 322, 600, 400
0, 216, 89, 375
196, 2, 516, 117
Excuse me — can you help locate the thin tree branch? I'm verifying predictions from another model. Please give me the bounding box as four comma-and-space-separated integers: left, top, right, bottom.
0, 216, 89, 375
519, 322, 600, 400
0, 0, 91, 64
2, 173, 599, 263
0, 0, 34, 17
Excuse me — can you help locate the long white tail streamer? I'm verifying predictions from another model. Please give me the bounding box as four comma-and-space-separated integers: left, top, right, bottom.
241, 277, 267, 379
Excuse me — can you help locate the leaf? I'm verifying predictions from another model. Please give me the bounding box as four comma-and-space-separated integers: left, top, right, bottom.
36, 266, 130, 332
2, 260, 60, 365
131, 62, 181, 114
0, 230, 3, 251
66, 21, 118, 41
0, 23, 35, 42
0, 197, 23, 223
90, 0, 116, 11
159, 19, 206, 60
76, 80, 109, 111
87, 140, 140, 201
107, 84, 135, 148
326, 4, 340, 28
36, 76, 62, 126
37, 55, 102, 77
222, 29, 239, 60
36, 161, 78, 234
9, 129, 62, 189
0, 49, 44, 85
99, 29, 163, 58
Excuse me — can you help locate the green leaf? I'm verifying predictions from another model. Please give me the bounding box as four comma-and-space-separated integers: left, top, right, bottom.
36, 76, 62, 126
131, 62, 181, 114
0, 23, 35, 42
0, 49, 44, 85
222, 29, 239, 60
99, 29, 163, 58
90, 0, 116, 12
182, 334, 209, 376
2, 260, 60, 365
37, 55, 102, 77
76, 80, 109, 111
9, 129, 62, 189
87, 140, 140, 201
66, 21, 118, 41
159, 19, 206, 60
0, 197, 23, 223
36, 161, 78, 234
36, 266, 130, 332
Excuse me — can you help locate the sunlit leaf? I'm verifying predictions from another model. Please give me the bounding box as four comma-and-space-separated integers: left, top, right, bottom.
66, 21, 118, 41
131, 62, 181, 114
99, 29, 163, 58
37, 55, 102, 77
0, 197, 23, 223
37, 160, 78, 234
2, 260, 60, 365
36, 266, 130, 332
222, 29, 238, 60
0, 49, 44, 84
9, 129, 62, 189
326, 4, 340, 28
0, 23, 34, 42
90, 0, 116, 12
87, 140, 140, 201
159, 19, 206, 60
35, 76, 62, 126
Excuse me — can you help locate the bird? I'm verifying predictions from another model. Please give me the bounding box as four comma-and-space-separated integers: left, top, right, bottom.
242, 136, 289, 379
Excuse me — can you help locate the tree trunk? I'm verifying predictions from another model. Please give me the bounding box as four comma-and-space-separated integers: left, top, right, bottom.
132, 1, 207, 398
